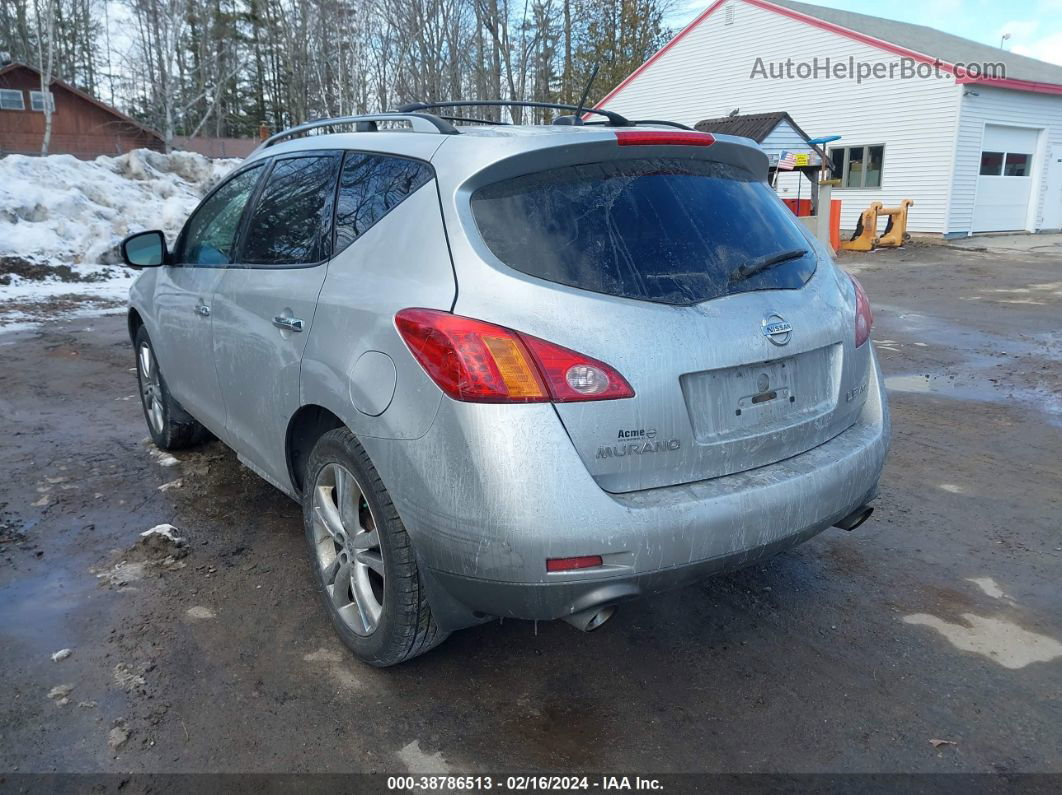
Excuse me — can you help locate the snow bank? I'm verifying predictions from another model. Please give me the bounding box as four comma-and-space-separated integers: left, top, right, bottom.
0, 149, 239, 330
0, 149, 236, 264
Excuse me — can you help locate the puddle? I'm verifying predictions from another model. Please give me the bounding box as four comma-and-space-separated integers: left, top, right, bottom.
885, 373, 995, 400
884, 372, 1062, 423
0, 564, 100, 658
903, 613, 1062, 669
875, 308, 1062, 423
876, 306, 1062, 360
982, 282, 1062, 303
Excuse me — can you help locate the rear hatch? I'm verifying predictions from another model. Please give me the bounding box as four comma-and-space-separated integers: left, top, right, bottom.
451, 134, 870, 493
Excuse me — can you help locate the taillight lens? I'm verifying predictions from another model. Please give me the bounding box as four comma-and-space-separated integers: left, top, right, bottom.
395, 308, 634, 403
615, 130, 715, 147
850, 274, 873, 347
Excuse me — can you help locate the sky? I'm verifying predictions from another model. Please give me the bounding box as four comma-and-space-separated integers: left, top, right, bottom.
668, 0, 1062, 66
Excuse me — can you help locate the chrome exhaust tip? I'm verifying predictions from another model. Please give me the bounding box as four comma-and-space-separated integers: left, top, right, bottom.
834, 505, 874, 532
562, 605, 616, 632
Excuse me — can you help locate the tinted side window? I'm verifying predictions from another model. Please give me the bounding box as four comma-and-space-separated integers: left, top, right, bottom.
470, 158, 816, 306
179, 165, 263, 266
334, 154, 433, 254
240, 155, 340, 266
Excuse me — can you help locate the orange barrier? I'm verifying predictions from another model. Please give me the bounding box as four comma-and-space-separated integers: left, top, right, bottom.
783, 196, 842, 254
782, 198, 813, 217
829, 199, 841, 253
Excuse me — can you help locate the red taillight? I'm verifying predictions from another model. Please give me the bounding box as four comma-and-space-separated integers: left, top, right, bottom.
546, 555, 603, 572
394, 308, 635, 404
518, 334, 633, 402
615, 130, 715, 147
850, 274, 873, 347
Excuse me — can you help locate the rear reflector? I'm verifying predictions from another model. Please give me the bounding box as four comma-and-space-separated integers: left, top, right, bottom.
615, 130, 715, 147
547, 555, 603, 572
395, 308, 634, 403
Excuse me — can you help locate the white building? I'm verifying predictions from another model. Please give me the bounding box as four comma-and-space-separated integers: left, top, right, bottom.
594, 0, 1062, 236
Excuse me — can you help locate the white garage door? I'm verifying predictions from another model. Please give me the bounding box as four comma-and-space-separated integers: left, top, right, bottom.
972, 125, 1039, 233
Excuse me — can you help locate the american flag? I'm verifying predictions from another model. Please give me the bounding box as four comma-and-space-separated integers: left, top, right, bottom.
776, 151, 796, 171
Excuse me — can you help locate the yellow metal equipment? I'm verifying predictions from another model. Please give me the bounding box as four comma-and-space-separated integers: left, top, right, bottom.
876, 199, 914, 247
839, 199, 915, 252
839, 202, 881, 252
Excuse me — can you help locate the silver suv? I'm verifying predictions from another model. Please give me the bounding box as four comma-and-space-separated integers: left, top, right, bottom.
122, 104, 889, 666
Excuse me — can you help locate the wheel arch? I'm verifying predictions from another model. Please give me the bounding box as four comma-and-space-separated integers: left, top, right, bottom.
285, 404, 346, 496
127, 307, 144, 343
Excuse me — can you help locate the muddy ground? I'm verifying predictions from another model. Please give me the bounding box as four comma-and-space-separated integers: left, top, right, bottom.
0, 243, 1059, 778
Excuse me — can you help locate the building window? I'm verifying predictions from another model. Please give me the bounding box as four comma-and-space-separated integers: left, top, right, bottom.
979, 150, 1031, 177
979, 151, 1004, 175
1003, 152, 1030, 177
829, 145, 884, 189
29, 90, 55, 112
0, 89, 25, 110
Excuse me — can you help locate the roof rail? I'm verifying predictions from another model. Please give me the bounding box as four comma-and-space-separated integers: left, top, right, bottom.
257, 112, 459, 150
396, 100, 632, 127
438, 115, 507, 126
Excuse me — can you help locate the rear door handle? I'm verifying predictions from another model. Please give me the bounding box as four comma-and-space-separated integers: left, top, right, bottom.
194, 304, 211, 317
272, 315, 304, 332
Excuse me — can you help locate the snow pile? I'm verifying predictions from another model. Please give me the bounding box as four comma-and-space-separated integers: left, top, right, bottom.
0, 149, 236, 265
0, 149, 239, 331
140, 523, 185, 545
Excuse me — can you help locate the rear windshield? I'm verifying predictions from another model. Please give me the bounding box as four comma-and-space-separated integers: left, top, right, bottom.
470, 158, 817, 306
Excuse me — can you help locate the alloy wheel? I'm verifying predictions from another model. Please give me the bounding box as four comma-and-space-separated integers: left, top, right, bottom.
137, 342, 164, 434
311, 463, 386, 636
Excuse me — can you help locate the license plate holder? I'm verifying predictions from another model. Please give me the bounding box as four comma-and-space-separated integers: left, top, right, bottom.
734, 359, 793, 417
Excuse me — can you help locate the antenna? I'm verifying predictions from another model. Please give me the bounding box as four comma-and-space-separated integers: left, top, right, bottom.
573, 64, 599, 125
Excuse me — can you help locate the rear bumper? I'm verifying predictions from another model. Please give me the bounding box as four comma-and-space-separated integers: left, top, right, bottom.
429, 512, 862, 623
363, 349, 890, 627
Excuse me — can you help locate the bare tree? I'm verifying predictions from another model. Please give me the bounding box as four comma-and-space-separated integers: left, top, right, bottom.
0, 0, 36, 66
9, 0, 675, 149
33, 0, 57, 154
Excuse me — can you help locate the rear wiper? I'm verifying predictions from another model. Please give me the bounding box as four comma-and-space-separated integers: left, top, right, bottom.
727, 248, 809, 283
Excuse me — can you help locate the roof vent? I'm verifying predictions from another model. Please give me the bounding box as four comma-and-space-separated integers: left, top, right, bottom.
0, 51, 12, 66
724, 3, 735, 25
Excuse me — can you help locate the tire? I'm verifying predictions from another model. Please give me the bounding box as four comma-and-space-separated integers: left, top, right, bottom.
133, 325, 211, 451
302, 428, 447, 666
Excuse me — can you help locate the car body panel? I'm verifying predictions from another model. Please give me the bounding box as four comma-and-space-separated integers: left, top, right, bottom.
211, 263, 330, 488
432, 135, 867, 492
127, 122, 890, 633
299, 181, 456, 453
145, 264, 228, 431
361, 345, 887, 626
446, 249, 868, 493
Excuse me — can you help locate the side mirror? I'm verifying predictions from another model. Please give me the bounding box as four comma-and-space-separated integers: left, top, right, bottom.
121, 230, 168, 268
